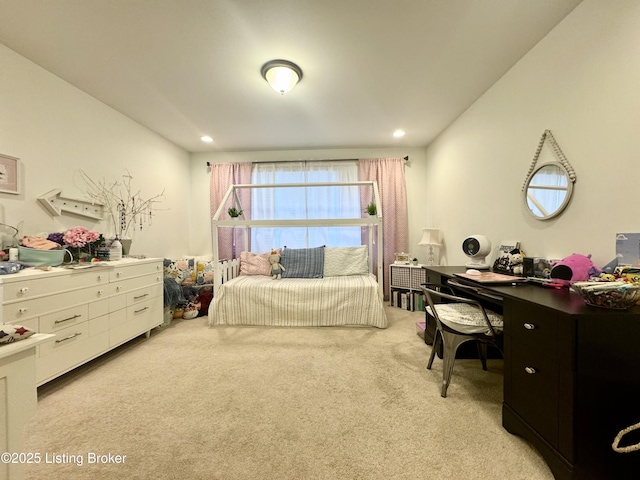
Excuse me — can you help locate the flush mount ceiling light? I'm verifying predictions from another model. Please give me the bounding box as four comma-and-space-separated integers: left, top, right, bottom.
393, 130, 406, 138
261, 59, 303, 95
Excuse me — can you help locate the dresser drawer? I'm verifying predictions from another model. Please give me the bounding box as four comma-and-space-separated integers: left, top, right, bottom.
39, 305, 89, 333
88, 314, 110, 337
36, 324, 109, 385
110, 261, 162, 282
89, 298, 110, 319
509, 339, 559, 447
3, 285, 109, 322
110, 272, 162, 296
2, 270, 109, 302
126, 284, 162, 306
110, 286, 159, 310
39, 321, 90, 358
109, 298, 161, 347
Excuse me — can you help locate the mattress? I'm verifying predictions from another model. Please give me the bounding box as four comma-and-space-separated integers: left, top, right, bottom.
208, 274, 387, 328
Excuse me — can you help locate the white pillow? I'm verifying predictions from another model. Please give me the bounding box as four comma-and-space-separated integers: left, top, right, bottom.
324, 246, 369, 277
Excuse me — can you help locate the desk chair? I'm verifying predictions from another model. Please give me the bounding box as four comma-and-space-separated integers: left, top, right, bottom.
421, 283, 504, 398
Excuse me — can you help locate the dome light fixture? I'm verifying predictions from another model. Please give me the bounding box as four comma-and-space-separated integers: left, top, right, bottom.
261, 59, 303, 95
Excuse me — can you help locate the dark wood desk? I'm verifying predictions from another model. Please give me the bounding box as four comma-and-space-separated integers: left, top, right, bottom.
424, 266, 640, 480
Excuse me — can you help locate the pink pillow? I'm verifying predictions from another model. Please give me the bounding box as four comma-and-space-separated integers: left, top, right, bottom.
240, 251, 271, 276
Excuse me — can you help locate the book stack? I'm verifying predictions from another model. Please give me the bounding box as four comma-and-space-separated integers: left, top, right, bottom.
391, 290, 425, 311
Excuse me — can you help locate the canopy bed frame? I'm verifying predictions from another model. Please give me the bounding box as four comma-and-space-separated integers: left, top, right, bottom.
208, 181, 387, 328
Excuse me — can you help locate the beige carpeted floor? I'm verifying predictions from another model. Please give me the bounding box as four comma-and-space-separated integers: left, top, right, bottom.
22, 305, 554, 480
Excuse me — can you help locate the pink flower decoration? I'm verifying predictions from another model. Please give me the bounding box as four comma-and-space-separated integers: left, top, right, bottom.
63, 226, 100, 248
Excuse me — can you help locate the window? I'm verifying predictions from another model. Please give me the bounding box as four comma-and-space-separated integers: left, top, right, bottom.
250, 161, 361, 251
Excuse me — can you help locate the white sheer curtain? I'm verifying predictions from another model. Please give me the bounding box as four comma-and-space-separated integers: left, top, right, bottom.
250, 161, 361, 252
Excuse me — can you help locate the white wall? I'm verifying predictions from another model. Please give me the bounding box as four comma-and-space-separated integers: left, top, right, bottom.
424, 0, 640, 268
189, 147, 430, 261
0, 44, 192, 259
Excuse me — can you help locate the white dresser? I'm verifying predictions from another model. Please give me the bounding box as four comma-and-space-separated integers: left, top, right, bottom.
0, 258, 163, 386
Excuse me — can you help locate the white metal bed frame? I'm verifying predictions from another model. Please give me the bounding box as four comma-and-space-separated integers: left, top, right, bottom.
211, 181, 384, 296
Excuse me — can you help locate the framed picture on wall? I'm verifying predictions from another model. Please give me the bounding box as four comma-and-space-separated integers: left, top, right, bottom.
0, 154, 20, 194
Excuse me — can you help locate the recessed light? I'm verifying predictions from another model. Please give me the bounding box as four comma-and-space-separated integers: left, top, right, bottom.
393, 130, 406, 138
201, 136, 214, 143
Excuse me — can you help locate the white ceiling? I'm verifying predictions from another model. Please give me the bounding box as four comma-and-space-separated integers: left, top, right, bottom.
0, 0, 582, 153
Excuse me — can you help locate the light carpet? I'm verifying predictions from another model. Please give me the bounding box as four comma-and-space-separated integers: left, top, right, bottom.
22, 305, 553, 480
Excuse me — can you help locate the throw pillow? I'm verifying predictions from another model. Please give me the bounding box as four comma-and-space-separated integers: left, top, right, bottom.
239, 251, 271, 276
324, 246, 369, 277
196, 260, 215, 284
281, 246, 325, 278
0, 324, 36, 344
163, 258, 196, 285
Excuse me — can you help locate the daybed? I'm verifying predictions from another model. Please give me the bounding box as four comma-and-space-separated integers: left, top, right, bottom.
207, 181, 387, 328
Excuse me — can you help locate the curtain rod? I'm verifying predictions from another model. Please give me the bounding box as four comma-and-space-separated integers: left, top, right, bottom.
206, 156, 408, 169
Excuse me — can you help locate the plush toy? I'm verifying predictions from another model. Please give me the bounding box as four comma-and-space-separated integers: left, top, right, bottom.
182, 301, 201, 320
269, 250, 285, 279
196, 289, 213, 317
508, 248, 525, 276
550, 253, 602, 287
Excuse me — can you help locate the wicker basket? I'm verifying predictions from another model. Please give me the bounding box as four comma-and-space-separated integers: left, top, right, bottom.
572, 281, 640, 310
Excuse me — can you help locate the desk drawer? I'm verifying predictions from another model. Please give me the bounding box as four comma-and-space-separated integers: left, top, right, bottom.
509, 339, 559, 448
505, 301, 557, 354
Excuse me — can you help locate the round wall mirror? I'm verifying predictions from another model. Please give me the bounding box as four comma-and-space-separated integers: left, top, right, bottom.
524, 162, 574, 220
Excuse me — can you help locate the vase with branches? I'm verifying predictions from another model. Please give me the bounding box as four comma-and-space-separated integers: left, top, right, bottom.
79, 170, 166, 240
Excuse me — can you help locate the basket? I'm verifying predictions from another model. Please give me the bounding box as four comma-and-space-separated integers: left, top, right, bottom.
17, 246, 70, 267
572, 281, 640, 310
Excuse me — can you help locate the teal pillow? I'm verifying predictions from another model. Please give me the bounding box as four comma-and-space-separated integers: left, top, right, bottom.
281, 246, 325, 278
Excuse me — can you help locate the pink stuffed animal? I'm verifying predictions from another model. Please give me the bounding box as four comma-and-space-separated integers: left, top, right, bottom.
550, 253, 601, 287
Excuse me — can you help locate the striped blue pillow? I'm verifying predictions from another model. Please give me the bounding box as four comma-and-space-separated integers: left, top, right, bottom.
281, 246, 325, 278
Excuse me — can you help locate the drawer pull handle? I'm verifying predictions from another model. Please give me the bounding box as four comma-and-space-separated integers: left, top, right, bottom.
98, 289, 105, 296
19, 287, 29, 294
55, 332, 82, 343
524, 366, 537, 375
98, 275, 105, 280
134, 293, 149, 300
523, 323, 536, 330
54, 314, 82, 324
19, 307, 28, 314
134, 306, 149, 314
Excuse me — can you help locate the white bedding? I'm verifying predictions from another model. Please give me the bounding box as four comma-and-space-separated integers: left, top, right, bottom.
208, 274, 387, 328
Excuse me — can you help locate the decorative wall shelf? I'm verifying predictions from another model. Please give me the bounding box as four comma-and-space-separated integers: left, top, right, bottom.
38, 189, 105, 220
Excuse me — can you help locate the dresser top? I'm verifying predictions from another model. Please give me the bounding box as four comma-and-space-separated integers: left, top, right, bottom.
0, 257, 162, 284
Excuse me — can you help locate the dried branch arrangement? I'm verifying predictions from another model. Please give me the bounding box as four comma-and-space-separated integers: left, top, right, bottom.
79, 170, 166, 238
